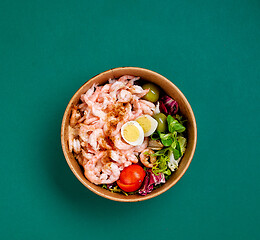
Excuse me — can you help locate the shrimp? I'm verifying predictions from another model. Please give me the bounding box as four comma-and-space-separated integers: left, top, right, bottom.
84, 117, 99, 125
139, 99, 156, 115
82, 83, 96, 99
140, 149, 157, 168
98, 136, 112, 150
68, 126, 79, 152
111, 103, 131, 136
78, 102, 88, 111
100, 83, 111, 93
139, 99, 156, 109
109, 150, 125, 164
89, 87, 101, 102
108, 78, 116, 84
79, 124, 97, 133
129, 86, 149, 98
88, 129, 104, 151
110, 81, 125, 92
70, 107, 80, 127
129, 96, 142, 120
118, 75, 136, 84
91, 103, 106, 119
82, 149, 93, 160
125, 152, 138, 163
139, 102, 154, 115
73, 139, 81, 154
118, 90, 132, 103
133, 137, 149, 153
99, 162, 121, 184
77, 115, 86, 123
129, 85, 143, 94
128, 76, 140, 86
84, 151, 107, 184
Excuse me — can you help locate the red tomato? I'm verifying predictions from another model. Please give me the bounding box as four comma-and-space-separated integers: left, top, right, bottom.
117, 165, 146, 192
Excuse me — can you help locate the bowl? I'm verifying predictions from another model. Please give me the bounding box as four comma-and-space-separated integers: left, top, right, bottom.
61, 67, 197, 202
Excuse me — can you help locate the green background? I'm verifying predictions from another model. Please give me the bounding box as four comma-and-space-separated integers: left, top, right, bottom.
1, 0, 259, 239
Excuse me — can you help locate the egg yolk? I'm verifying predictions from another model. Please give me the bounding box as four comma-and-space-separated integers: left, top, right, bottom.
123, 124, 140, 142
136, 116, 151, 134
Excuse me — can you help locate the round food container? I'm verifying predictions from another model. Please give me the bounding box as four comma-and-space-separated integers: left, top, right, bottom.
61, 67, 197, 202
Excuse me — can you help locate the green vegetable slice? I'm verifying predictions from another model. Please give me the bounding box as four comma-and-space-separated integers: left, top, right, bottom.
158, 132, 173, 146
167, 115, 186, 133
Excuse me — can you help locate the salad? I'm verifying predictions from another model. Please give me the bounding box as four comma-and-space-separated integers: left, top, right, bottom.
68, 75, 187, 196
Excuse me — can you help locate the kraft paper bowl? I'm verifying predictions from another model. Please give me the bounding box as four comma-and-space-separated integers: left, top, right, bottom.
61, 67, 197, 202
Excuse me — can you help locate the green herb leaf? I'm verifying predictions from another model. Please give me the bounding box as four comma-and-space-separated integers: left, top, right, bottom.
158, 132, 173, 146
176, 114, 187, 125
164, 169, 172, 175
167, 115, 186, 133
152, 147, 170, 156
171, 141, 176, 149
177, 136, 187, 155
152, 154, 172, 176
173, 141, 181, 160
150, 131, 160, 140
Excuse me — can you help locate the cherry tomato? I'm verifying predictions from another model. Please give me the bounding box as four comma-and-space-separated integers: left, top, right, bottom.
117, 180, 141, 192
117, 165, 146, 192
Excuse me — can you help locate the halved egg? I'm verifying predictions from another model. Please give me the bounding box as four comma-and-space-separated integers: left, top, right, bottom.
121, 121, 144, 146
136, 115, 158, 137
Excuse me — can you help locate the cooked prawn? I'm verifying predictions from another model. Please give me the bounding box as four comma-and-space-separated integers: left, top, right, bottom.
118, 90, 132, 103
99, 162, 121, 184
140, 149, 157, 168
88, 129, 103, 151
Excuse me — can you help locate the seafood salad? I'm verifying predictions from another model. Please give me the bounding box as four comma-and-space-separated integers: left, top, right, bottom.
68, 75, 187, 195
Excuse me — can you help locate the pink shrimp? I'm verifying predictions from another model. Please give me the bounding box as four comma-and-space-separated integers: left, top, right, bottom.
88, 129, 104, 151
89, 87, 101, 102
140, 149, 156, 168
139, 102, 154, 115
84, 151, 107, 185
82, 83, 96, 99
129, 86, 149, 98
133, 137, 149, 153
117, 89, 132, 103
99, 162, 121, 184
84, 117, 99, 125
118, 75, 136, 84
128, 76, 140, 86
82, 149, 94, 163
129, 97, 142, 120
91, 103, 106, 119
109, 150, 124, 164
139, 99, 156, 115
110, 81, 125, 92
139, 99, 156, 109
125, 152, 138, 163
70, 107, 80, 127
100, 83, 112, 93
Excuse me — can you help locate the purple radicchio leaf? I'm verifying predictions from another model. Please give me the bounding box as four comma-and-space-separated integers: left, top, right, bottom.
138, 170, 166, 196
149, 170, 166, 186
159, 95, 178, 115
138, 171, 153, 196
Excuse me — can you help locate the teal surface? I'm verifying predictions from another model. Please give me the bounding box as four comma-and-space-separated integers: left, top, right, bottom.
1, 0, 260, 239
